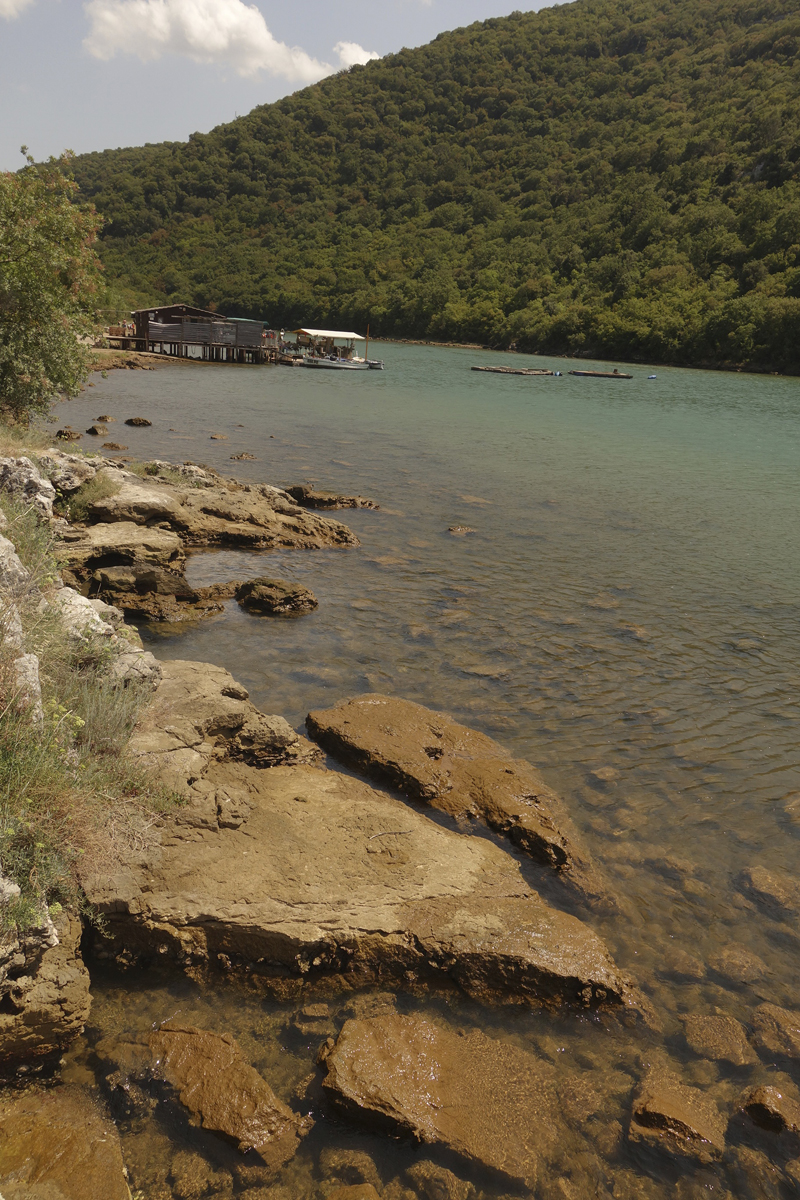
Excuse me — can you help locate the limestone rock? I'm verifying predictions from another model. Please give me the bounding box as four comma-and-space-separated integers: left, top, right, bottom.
306, 693, 611, 908
51, 585, 116, 639
109, 649, 163, 689
321, 1013, 560, 1189
125, 659, 320, 790
236, 576, 318, 615
56, 427, 82, 440
0, 533, 32, 594
59, 520, 185, 575
86, 424, 107, 436
752, 1002, 800, 1059
38, 451, 98, 493
286, 484, 379, 510
125, 416, 152, 426
0, 1084, 130, 1200
12, 651, 43, 725
81, 758, 639, 1011
0, 456, 56, 519
682, 1014, 757, 1065
88, 474, 180, 525
741, 1083, 800, 1133
328, 1188, 381, 1200
735, 865, 800, 920
0, 912, 91, 1064
629, 1067, 726, 1163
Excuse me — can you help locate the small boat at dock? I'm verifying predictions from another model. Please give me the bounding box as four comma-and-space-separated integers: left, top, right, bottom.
568, 369, 632, 379
472, 366, 554, 376
290, 327, 385, 372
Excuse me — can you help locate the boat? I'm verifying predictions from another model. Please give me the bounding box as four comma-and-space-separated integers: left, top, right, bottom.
568, 369, 633, 379
290, 327, 384, 372
471, 366, 554, 376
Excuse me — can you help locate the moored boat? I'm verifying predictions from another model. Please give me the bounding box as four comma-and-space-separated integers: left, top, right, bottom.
568, 369, 633, 379
472, 366, 554, 376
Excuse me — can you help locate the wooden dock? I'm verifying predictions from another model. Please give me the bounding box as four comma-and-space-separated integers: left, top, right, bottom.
471, 365, 554, 376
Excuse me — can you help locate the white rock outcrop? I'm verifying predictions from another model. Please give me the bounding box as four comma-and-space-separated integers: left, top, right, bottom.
0, 457, 56, 519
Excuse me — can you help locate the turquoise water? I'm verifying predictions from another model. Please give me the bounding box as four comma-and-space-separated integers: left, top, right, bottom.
51, 344, 800, 1197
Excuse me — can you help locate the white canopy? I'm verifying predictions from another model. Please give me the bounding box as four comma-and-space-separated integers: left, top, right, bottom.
293, 328, 365, 340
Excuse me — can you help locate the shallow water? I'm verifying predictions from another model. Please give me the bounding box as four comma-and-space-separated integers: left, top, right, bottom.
42, 345, 800, 1196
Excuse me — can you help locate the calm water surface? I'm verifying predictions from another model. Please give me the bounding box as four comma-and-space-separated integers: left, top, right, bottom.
49, 345, 800, 1198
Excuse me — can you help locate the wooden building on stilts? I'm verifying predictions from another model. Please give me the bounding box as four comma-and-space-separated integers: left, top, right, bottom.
109, 304, 273, 363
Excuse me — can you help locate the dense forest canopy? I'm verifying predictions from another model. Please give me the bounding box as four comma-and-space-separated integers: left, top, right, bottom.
71, 0, 800, 369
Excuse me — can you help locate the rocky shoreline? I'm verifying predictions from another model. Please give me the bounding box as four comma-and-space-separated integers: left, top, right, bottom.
2, 445, 800, 1198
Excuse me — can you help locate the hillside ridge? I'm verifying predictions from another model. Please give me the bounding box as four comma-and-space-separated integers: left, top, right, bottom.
72, 0, 800, 370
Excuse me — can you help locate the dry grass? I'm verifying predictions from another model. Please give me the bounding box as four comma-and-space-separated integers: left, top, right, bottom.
61, 472, 120, 522
0, 496, 179, 931
0, 422, 56, 457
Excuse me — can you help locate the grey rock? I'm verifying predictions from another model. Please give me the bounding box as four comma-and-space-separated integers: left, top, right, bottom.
0, 533, 31, 593
108, 649, 163, 689
13, 651, 43, 726
0, 456, 56, 519
38, 453, 97, 495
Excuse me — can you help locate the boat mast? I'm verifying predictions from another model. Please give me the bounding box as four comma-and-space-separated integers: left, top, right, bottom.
365, 324, 370, 361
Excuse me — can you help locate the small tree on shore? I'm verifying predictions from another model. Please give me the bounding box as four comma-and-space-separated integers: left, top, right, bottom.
0, 150, 103, 423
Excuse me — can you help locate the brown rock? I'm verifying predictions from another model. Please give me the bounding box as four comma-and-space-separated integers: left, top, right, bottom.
327, 1188, 381, 1200
120, 659, 320, 791
286, 483, 379, 510
102, 442, 128, 451
82, 750, 638, 1010
322, 1013, 560, 1189
59, 520, 185, 577
406, 1159, 475, 1200
683, 1014, 757, 1065
87, 475, 180, 525
752, 1002, 800, 1059
629, 1067, 726, 1163
447, 526, 476, 535
96, 415, 114, 422
0, 1084, 129, 1200
86, 424, 108, 436
319, 1146, 382, 1190
736, 865, 800, 919
707, 943, 768, 985
741, 1083, 800, 1133
236, 577, 318, 615
306, 693, 611, 908
0, 912, 91, 1064
149, 1022, 311, 1166
125, 416, 152, 426
56, 428, 82, 441
230, 452, 256, 461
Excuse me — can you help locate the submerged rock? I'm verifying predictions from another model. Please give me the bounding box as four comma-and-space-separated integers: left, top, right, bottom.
0, 912, 91, 1065
82, 750, 639, 1011
735, 865, 800, 920
286, 483, 379, 510
321, 1013, 559, 1189
752, 1002, 800, 1059
682, 1014, 757, 1065
0, 1084, 130, 1200
740, 1083, 800, 1133
236, 576, 318, 615
707, 943, 768, 985
107, 1021, 313, 1167
406, 1160, 475, 1200
629, 1067, 726, 1164
306, 693, 612, 908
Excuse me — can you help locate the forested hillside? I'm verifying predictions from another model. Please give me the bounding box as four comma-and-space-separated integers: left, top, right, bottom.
72, 0, 800, 369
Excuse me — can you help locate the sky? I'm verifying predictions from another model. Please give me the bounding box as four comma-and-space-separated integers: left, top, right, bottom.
0, 0, 564, 171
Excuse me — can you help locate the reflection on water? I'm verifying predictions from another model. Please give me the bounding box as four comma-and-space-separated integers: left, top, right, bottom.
40, 344, 800, 1195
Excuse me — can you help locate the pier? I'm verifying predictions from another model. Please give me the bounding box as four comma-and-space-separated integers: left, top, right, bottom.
107, 304, 276, 364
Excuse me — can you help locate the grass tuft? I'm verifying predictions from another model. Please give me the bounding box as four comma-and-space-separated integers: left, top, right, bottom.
62, 473, 120, 522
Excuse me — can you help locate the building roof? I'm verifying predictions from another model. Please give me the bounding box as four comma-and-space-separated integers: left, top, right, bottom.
132, 303, 226, 321
293, 328, 365, 340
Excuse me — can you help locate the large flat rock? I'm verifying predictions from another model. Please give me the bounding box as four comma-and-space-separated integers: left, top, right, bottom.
307, 693, 611, 908
60, 520, 185, 575
321, 1012, 559, 1189
82, 758, 639, 1012
0, 1084, 130, 1200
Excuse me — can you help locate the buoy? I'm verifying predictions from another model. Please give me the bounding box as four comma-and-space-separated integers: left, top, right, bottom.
648, 374, 657, 379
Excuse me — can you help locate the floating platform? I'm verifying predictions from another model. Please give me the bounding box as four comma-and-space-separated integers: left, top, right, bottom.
472, 366, 554, 376
568, 369, 632, 379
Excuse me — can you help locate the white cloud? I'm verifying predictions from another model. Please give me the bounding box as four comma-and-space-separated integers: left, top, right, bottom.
334, 40, 379, 69
83, 0, 333, 82
0, 0, 37, 18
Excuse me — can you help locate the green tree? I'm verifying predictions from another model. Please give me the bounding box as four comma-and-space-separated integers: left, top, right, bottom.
0, 151, 102, 422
